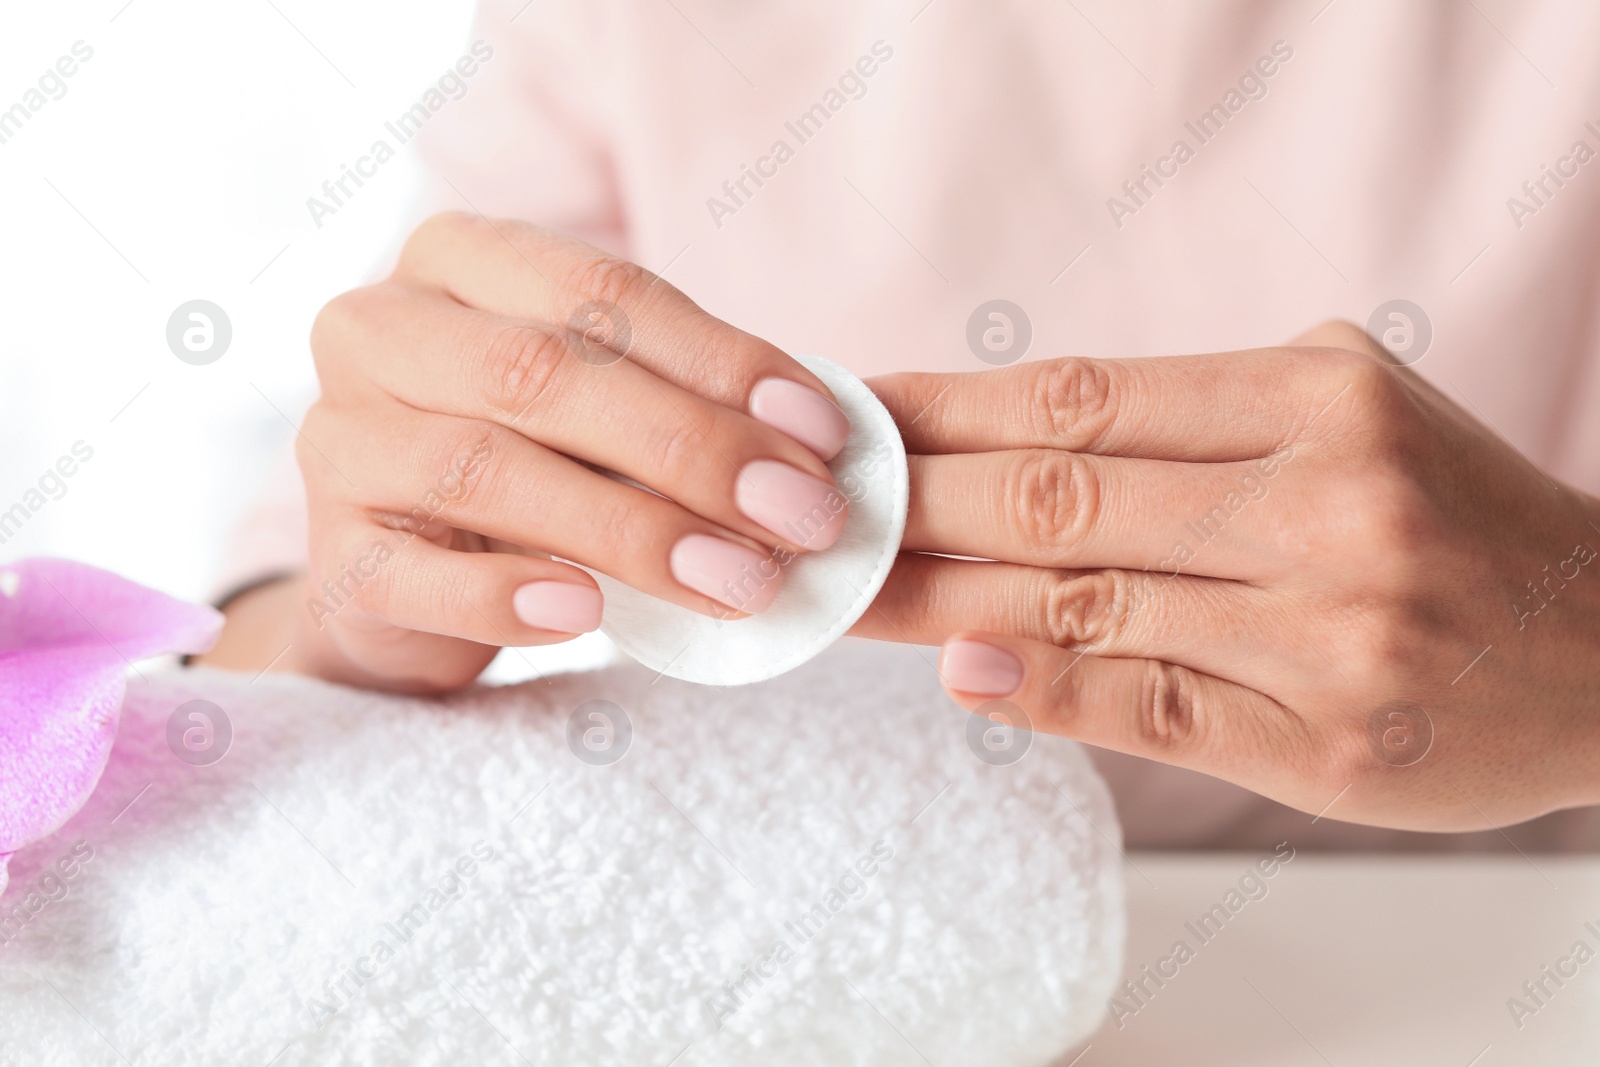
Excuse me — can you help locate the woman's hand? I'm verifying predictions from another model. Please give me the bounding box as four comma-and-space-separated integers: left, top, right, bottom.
283, 212, 851, 692
860, 321, 1600, 831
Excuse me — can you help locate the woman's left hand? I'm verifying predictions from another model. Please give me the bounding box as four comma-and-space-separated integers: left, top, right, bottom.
858, 321, 1600, 831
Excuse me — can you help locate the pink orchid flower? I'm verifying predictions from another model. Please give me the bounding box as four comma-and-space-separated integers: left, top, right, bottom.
0, 558, 221, 896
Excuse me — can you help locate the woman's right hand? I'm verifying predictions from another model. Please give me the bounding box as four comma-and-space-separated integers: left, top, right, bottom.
284, 212, 851, 692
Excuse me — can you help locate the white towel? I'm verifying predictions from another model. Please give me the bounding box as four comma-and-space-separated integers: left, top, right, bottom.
0, 640, 1123, 1066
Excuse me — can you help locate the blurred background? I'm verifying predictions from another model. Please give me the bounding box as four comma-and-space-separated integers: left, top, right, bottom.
0, 0, 478, 600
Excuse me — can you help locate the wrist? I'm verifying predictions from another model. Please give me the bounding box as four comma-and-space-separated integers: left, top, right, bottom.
190, 574, 303, 674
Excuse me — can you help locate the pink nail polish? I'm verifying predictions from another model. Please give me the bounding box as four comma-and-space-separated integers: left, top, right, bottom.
735, 460, 848, 550
670, 533, 782, 613
512, 581, 603, 633
940, 639, 1024, 696
749, 378, 851, 460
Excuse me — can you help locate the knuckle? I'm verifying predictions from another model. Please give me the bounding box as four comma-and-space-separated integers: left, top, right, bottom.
387, 560, 448, 622
293, 404, 345, 488
479, 324, 568, 418
679, 327, 764, 391
1040, 665, 1090, 736
1325, 619, 1385, 692
1136, 660, 1200, 752
1326, 723, 1384, 789
419, 209, 476, 237
1307, 318, 1375, 353
399, 210, 478, 265
1010, 450, 1099, 554
1032, 357, 1115, 450
293, 405, 329, 474
1323, 351, 1414, 435
863, 554, 944, 639
593, 492, 656, 566
1340, 351, 1401, 407
1044, 571, 1126, 648
647, 414, 708, 485
309, 286, 382, 369
415, 423, 499, 520
292, 431, 320, 484
1331, 467, 1436, 572
308, 529, 395, 618
569, 255, 651, 311
1296, 349, 1426, 462
1337, 596, 1432, 689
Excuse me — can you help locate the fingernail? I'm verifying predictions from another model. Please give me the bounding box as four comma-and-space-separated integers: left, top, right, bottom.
749, 378, 851, 461
670, 533, 782, 613
940, 639, 1023, 696
512, 581, 603, 633
735, 460, 848, 550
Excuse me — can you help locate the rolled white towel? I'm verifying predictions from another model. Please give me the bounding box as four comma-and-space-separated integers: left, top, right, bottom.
0, 639, 1123, 1066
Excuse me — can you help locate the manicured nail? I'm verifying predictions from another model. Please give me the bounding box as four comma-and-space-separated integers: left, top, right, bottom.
749, 378, 851, 461
735, 460, 848, 550
512, 581, 603, 633
940, 639, 1024, 696
670, 533, 781, 613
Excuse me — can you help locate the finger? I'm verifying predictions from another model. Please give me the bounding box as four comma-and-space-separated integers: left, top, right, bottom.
904, 449, 1298, 578
853, 554, 1269, 680
304, 513, 602, 692
313, 512, 606, 644
870, 351, 1359, 462
391, 212, 850, 457
314, 286, 847, 554
304, 403, 787, 618
935, 632, 1325, 804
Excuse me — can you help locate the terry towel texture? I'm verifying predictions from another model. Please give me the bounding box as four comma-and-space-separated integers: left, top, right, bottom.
0, 640, 1123, 1066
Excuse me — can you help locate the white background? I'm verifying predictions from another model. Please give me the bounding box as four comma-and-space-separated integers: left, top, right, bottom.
0, 0, 479, 600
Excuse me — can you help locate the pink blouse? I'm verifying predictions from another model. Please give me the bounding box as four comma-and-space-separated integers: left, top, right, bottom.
236, 0, 1600, 850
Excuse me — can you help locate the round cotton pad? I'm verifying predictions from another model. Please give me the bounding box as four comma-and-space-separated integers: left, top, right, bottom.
590, 356, 909, 686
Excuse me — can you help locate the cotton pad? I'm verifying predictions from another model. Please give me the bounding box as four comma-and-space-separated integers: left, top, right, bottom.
591, 356, 909, 686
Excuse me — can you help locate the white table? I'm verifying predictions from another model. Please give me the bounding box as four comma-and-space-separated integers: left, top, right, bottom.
1061, 854, 1600, 1066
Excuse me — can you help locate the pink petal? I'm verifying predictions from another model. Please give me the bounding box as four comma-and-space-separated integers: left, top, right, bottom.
0, 559, 221, 890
